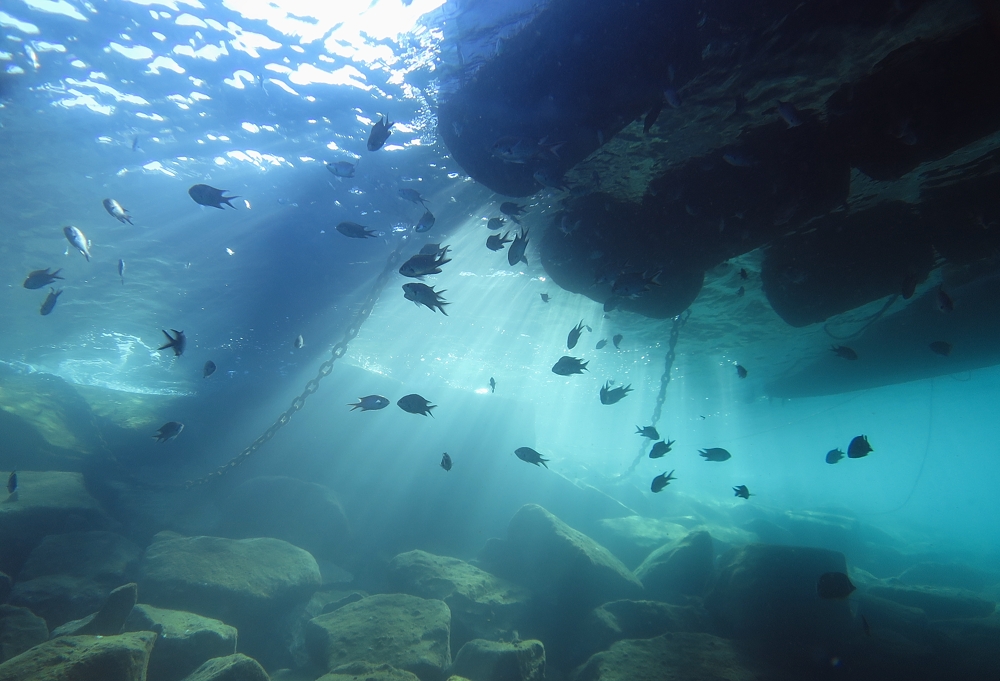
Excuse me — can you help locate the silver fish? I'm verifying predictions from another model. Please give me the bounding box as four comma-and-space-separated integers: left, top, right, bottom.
64, 226, 91, 261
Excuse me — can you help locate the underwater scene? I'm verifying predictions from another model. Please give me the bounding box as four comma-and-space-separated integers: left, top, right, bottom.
2, 0, 1000, 679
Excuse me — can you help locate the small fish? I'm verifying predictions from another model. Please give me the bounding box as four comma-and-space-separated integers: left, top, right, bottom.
399, 188, 428, 207
64, 226, 92, 261
39, 288, 62, 316
514, 447, 549, 468
540, 293, 550, 303
419, 243, 450, 257
489, 377, 496, 393
612, 271, 659, 298
7, 469, 17, 495
440, 452, 453, 471
736, 364, 747, 379
936, 287, 954, 312
533, 168, 569, 191
153, 421, 184, 443
499, 202, 526, 222
825, 448, 845, 464
487, 217, 506, 231
929, 341, 952, 356
158, 329, 186, 356
131, 135, 140, 152
722, 152, 755, 167
739, 268, 748, 280
648, 439, 674, 459
507, 228, 529, 266
367, 115, 394, 151
651, 470, 676, 493
567, 320, 586, 350
643, 100, 663, 134
294, 335, 305, 349
596, 339, 608, 349
831, 345, 858, 360
736, 286, 745, 297
491, 136, 564, 165
636, 425, 660, 440
403, 283, 449, 315
348, 395, 390, 412
203, 361, 217, 378
847, 435, 872, 459
733, 484, 751, 500
118, 259, 125, 285
399, 251, 451, 278
861, 615, 871, 637
552, 356, 589, 376
699, 447, 732, 462
600, 381, 632, 405
415, 209, 436, 233
817, 572, 856, 599
776, 100, 802, 127
397, 393, 436, 416
487, 231, 513, 251
188, 184, 239, 209
23, 268, 63, 290
326, 160, 358, 178
102, 198, 133, 225
336, 222, 379, 239
613, 334, 623, 349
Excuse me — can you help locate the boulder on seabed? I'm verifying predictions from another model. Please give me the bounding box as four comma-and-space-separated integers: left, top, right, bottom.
123, 603, 237, 681
571, 632, 760, 681
317, 661, 421, 681
51, 581, 138, 637
478, 504, 642, 611
866, 583, 995, 620
450, 638, 545, 681
590, 516, 691, 569
179, 653, 269, 681
0, 631, 156, 681
705, 544, 854, 643
576, 600, 710, 665
387, 550, 530, 648
0, 605, 48, 664
634, 530, 713, 603
897, 562, 997, 592
305, 593, 451, 681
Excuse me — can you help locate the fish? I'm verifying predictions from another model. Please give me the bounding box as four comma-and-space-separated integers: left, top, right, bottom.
936, 287, 954, 312
499, 202, 526, 222
612, 271, 659, 298
699, 447, 732, 462
651, 470, 676, 493
294, 335, 305, 349
153, 421, 184, 443
567, 320, 586, 349
398, 393, 435, 416
817, 572, 856, 599
399, 188, 428, 207
663, 86, 681, 109
487, 217, 506, 231
507, 228, 529, 266
419, 243, 450, 257
552, 356, 589, 376
336, 222, 379, 239
203, 361, 217, 378
636, 425, 660, 440
158, 329, 186, 356
7, 470, 17, 495
131, 135, 140, 152
929, 341, 952, 356
440, 452, 453, 471
540, 293, 550, 303
533, 168, 569, 191
776, 100, 802, 127
740, 268, 748, 280
736, 286, 745, 297
64, 226, 91, 261
102, 198, 133, 225
487, 231, 513, 251
600, 381, 632, 405
489, 377, 496, 393
649, 439, 674, 459
514, 446, 549, 468
847, 435, 873, 459
367, 115, 394, 151
403, 283, 449, 315
613, 334, 623, 349
825, 448, 845, 464
722, 152, 756, 167
643, 100, 663, 134
736, 364, 747, 379
733, 484, 752, 499
118, 259, 125, 285
399, 251, 451, 278
23, 268, 63, 289
415, 210, 436, 233
491, 136, 564, 164
326, 160, 358, 178
39, 288, 62, 316
188, 184, 239, 209
596, 339, 608, 349
831, 345, 858, 360
348, 395, 390, 412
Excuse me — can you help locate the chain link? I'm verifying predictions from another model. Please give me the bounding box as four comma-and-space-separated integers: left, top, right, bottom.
187, 240, 406, 488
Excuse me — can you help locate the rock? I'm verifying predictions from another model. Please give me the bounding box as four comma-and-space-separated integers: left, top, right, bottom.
478, 504, 642, 611
576, 600, 710, 665
634, 530, 713, 602
866, 583, 995, 620
318, 661, 421, 681
0, 631, 156, 681
450, 639, 545, 681
179, 653, 269, 681
386, 550, 530, 648
571, 632, 759, 681
0, 573, 9, 603
0, 471, 113, 577
52, 582, 138, 637
898, 562, 997, 592
219, 476, 350, 563
854, 593, 929, 641
305, 593, 451, 681
705, 544, 854, 642
0, 605, 48, 663
321, 591, 366, 614
123, 604, 237, 681
590, 516, 690, 569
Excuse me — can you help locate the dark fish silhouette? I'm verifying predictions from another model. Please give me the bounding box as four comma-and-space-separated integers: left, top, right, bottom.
489, 377, 496, 393
367, 115, 394, 151
699, 447, 732, 462
486, 231, 513, 251
403, 283, 449, 315
776, 100, 802, 127
507, 227, 529, 266
613, 334, 623, 349
649, 439, 674, 459
552, 356, 588, 376
349, 395, 389, 412
415, 209, 435, 233
40, 288, 62, 316
419, 243, 449, 257
736, 364, 747, 379
440, 452, 452, 471
936, 286, 954, 312
336, 221, 379, 239
596, 339, 607, 349
817, 572, 856, 599
203, 361, 216, 378
7, 470, 16, 495
600, 381, 632, 405
825, 448, 845, 464
399, 251, 451, 278
740, 268, 748, 280
847, 435, 872, 459
397, 393, 435, 416
929, 341, 951, 356
153, 421, 184, 443
567, 320, 585, 349
103, 198, 133, 224
487, 217, 505, 230
188, 184, 239, 209
326, 160, 358, 178
540, 293, 550, 303
499, 202, 526, 223
158, 329, 186, 356
651, 470, 675, 493
636, 425, 659, 440
515, 447, 548, 468
831, 345, 858, 360
118, 259, 125, 285
23, 268, 63, 289
733, 484, 751, 499
399, 188, 428, 207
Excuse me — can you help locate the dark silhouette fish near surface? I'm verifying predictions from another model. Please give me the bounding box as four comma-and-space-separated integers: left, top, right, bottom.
188, 184, 239, 209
